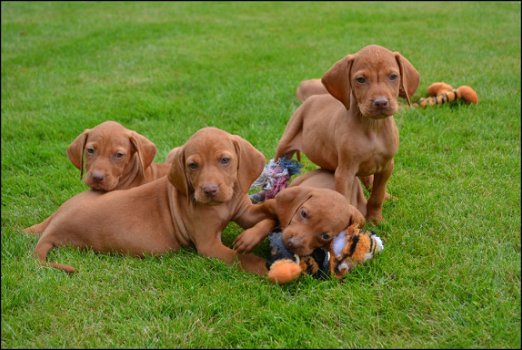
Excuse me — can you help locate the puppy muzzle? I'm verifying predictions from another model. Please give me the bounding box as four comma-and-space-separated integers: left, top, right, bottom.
360, 98, 398, 119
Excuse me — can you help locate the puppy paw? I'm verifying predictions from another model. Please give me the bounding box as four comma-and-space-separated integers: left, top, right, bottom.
366, 214, 383, 226
233, 228, 265, 253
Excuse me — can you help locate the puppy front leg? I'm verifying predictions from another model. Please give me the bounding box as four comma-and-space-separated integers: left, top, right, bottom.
195, 236, 268, 276
233, 199, 277, 253
359, 174, 392, 201
352, 177, 368, 217
234, 199, 276, 229
367, 160, 394, 224
233, 218, 277, 253
334, 167, 356, 204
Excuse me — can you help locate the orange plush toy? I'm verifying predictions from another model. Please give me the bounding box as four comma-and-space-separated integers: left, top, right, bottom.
413, 82, 478, 108
266, 227, 384, 284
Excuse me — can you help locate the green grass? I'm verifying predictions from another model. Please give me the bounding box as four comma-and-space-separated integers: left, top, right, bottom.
2, 1, 520, 348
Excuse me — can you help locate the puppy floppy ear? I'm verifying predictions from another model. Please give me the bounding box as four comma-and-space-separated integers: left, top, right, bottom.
321, 54, 355, 110
274, 186, 313, 228
232, 135, 266, 193
66, 129, 90, 178
394, 52, 420, 106
167, 146, 190, 197
166, 146, 181, 164
129, 131, 157, 174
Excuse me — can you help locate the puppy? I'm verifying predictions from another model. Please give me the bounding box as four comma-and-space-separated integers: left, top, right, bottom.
67, 120, 170, 192
24, 120, 170, 234
233, 184, 365, 257
32, 127, 270, 275
275, 44, 420, 224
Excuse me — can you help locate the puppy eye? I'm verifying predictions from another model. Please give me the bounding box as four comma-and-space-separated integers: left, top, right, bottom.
355, 76, 367, 84
188, 162, 199, 170
320, 232, 332, 241
114, 152, 125, 159
86, 147, 95, 155
300, 208, 308, 219
220, 157, 231, 166
389, 73, 399, 81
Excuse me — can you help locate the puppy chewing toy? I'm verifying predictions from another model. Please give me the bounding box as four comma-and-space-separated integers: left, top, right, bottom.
266, 228, 384, 284
250, 158, 302, 203
413, 82, 478, 108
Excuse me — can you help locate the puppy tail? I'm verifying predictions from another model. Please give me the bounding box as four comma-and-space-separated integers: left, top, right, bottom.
34, 238, 76, 273
274, 108, 305, 161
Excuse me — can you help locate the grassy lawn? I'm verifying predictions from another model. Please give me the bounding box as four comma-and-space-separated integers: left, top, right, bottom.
2, 1, 520, 348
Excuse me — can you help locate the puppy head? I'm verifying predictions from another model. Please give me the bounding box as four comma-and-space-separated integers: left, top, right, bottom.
274, 186, 365, 256
321, 44, 420, 119
67, 120, 157, 192
168, 127, 265, 205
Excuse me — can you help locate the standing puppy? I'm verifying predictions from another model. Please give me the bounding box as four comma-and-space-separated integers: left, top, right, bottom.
275, 45, 420, 224
24, 120, 170, 234
33, 127, 270, 275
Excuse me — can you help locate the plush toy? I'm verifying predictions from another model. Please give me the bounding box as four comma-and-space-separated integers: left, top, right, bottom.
250, 158, 302, 203
412, 81, 479, 108
266, 227, 384, 284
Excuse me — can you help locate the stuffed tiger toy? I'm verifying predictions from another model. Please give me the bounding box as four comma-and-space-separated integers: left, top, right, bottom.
412, 82, 478, 108
266, 227, 384, 284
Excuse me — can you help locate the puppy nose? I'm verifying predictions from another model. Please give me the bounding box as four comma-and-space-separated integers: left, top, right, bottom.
372, 97, 389, 108
203, 184, 218, 197
91, 171, 104, 182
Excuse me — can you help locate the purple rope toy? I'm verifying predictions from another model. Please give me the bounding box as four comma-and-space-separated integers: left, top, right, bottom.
249, 158, 302, 203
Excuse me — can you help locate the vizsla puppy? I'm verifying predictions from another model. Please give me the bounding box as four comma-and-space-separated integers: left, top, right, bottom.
24, 120, 170, 234
296, 81, 390, 199
233, 184, 365, 256
33, 127, 270, 275
275, 44, 420, 224
67, 120, 170, 192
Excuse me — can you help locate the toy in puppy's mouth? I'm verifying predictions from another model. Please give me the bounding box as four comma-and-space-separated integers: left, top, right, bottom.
266, 228, 384, 284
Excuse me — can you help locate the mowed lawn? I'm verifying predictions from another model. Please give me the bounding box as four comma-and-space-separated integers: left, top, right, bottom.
1, 2, 520, 348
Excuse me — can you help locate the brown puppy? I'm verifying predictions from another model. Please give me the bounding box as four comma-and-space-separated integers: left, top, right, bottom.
296, 81, 390, 200
275, 44, 420, 224
233, 184, 365, 256
67, 120, 170, 192
33, 127, 269, 275
24, 121, 170, 234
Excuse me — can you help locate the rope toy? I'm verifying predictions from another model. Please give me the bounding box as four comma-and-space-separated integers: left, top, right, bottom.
249, 158, 302, 203
266, 228, 384, 284
412, 81, 478, 108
